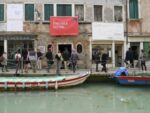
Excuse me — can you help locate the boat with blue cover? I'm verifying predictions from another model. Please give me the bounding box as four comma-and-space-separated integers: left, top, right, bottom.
113, 67, 150, 85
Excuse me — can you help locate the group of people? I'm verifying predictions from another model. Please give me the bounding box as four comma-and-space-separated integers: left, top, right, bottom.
93, 50, 108, 73
93, 48, 147, 73
124, 48, 147, 72
46, 48, 79, 75
0, 48, 79, 75
10, 48, 43, 75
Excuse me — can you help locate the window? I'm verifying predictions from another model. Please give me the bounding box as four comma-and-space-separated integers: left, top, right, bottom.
129, 0, 139, 19
94, 5, 103, 21
25, 4, 34, 21
75, 5, 84, 21
114, 6, 123, 22
77, 44, 82, 54
57, 4, 72, 16
44, 4, 53, 21
0, 4, 4, 21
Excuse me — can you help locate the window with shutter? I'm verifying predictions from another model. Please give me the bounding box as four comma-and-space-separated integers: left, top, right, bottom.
0, 4, 4, 21
129, 0, 139, 19
25, 4, 34, 21
94, 5, 103, 21
44, 4, 54, 21
75, 5, 84, 21
114, 6, 123, 22
57, 4, 72, 16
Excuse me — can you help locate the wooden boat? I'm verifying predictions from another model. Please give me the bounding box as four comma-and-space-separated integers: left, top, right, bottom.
0, 71, 90, 90
113, 67, 150, 85
114, 74, 150, 85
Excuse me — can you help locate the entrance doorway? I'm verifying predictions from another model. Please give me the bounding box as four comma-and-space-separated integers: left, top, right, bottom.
115, 45, 122, 67
130, 42, 140, 60
58, 44, 72, 56
0, 41, 4, 56
58, 44, 72, 69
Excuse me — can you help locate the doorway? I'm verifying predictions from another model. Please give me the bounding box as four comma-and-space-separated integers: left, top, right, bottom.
0, 41, 4, 56
58, 44, 72, 69
130, 42, 140, 60
58, 44, 72, 56
115, 45, 122, 67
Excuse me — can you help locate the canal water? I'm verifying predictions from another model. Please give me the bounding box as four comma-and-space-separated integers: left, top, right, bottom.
0, 83, 150, 113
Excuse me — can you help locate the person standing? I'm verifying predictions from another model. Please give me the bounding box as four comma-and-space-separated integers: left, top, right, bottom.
15, 51, 21, 75
70, 49, 79, 73
140, 50, 147, 72
22, 49, 29, 73
101, 51, 108, 73
94, 51, 101, 72
62, 48, 70, 72
28, 49, 37, 73
55, 50, 63, 75
37, 49, 43, 70
45, 48, 53, 73
124, 48, 134, 68
1, 52, 9, 72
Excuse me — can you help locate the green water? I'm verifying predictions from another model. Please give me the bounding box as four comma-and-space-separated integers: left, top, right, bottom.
0, 83, 150, 113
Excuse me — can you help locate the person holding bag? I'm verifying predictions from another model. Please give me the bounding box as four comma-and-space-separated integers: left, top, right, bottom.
1, 52, 9, 72
55, 50, 63, 75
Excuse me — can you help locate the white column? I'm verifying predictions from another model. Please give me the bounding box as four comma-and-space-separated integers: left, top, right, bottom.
54, 4, 57, 16
34, 39, 38, 51
140, 42, 143, 50
4, 40, 7, 57
72, 4, 75, 16
112, 41, 115, 67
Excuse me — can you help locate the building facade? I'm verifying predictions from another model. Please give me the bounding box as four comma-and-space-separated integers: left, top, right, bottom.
0, 0, 127, 68
128, 0, 150, 62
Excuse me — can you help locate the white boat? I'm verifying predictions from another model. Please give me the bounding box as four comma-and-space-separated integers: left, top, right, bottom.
0, 71, 90, 90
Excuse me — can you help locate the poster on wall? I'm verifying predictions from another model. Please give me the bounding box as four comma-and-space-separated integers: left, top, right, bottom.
7, 4, 23, 31
38, 46, 46, 53
92, 22, 124, 41
50, 16, 79, 36
7, 20, 23, 32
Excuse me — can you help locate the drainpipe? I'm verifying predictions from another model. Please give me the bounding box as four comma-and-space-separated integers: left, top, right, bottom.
126, 0, 129, 49
112, 40, 115, 67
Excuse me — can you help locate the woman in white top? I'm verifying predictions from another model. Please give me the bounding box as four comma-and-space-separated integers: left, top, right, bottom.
1, 52, 9, 72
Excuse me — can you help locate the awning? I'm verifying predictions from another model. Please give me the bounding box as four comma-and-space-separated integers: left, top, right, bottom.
0, 33, 37, 40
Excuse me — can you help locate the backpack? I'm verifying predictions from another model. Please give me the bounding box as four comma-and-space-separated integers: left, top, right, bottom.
0, 56, 4, 62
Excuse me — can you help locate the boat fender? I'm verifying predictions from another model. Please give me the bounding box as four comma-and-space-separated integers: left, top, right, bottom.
55, 81, 58, 90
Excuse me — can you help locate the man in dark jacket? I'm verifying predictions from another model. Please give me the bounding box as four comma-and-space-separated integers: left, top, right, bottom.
124, 48, 134, 68
101, 52, 108, 73
70, 49, 79, 73
94, 51, 101, 72
45, 48, 53, 72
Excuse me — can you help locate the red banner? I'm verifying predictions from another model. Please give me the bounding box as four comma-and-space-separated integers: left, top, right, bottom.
50, 16, 79, 36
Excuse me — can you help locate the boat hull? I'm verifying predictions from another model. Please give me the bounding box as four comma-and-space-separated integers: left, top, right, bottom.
0, 72, 89, 90
115, 76, 150, 85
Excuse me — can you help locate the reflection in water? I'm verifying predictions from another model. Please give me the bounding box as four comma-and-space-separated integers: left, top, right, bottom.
0, 83, 150, 113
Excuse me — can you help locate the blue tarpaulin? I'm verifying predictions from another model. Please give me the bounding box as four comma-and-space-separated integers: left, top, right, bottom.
114, 67, 128, 76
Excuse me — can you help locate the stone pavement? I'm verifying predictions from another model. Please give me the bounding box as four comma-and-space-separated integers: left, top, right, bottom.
0, 66, 149, 76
